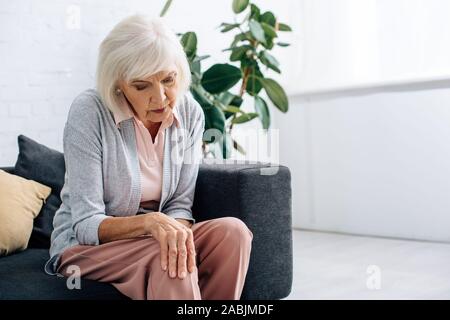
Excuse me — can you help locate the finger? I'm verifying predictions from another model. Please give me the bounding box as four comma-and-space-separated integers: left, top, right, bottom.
158, 227, 168, 271
167, 228, 178, 279
186, 228, 196, 273
177, 229, 188, 279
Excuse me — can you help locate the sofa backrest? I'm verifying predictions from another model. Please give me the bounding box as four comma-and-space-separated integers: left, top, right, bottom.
0, 167, 15, 174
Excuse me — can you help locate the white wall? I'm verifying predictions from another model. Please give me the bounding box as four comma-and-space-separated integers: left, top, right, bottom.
276, 81, 450, 242
297, 0, 450, 94
273, 0, 450, 242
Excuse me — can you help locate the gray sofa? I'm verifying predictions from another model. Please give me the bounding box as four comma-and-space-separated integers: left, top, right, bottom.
0, 137, 292, 300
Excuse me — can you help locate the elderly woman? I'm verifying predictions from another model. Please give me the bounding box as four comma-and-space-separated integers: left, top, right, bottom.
44, 14, 253, 300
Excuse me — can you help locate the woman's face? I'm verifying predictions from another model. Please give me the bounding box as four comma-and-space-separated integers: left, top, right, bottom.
119, 65, 179, 125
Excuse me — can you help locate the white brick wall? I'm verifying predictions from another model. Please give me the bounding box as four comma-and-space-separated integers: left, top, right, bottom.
0, 0, 168, 166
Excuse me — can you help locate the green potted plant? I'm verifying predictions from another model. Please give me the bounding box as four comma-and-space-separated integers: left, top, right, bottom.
161, 0, 292, 158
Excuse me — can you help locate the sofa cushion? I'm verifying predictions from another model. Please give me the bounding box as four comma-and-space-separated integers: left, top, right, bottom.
0, 170, 51, 256
14, 135, 65, 248
0, 249, 127, 300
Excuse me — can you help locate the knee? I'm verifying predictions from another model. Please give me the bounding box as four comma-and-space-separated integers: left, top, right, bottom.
151, 268, 201, 300
214, 217, 253, 244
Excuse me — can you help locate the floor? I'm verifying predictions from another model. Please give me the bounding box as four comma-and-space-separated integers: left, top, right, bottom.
284, 229, 450, 299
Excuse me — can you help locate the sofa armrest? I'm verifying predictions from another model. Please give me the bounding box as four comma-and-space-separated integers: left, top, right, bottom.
193, 161, 293, 300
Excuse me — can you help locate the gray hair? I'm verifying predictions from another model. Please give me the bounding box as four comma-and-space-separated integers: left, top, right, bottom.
96, 14, 191, 115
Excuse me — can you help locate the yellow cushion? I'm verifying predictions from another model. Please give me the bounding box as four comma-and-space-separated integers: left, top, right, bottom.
0, 169, 51, 256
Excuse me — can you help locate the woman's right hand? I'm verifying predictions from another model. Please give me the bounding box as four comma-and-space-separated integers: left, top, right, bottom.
144, 212, 196, 280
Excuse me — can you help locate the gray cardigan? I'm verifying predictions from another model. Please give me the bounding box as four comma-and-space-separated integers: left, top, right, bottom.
44, 89, 205, 275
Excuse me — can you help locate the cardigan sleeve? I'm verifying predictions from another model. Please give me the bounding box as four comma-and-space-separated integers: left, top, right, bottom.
163, 97, 205, 224
63, 99, 109, 245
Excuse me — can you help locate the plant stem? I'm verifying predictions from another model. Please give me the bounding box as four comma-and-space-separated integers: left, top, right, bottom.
240, 66, 250, 97
229, 66, 251, 132
160, 0, 173, 17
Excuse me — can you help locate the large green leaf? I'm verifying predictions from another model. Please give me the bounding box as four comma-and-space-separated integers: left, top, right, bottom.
230, 45, 253, 61
181, 32, 197, 58
225, 108, 240, 120
259, 50, 281, 73
224, 106, 242, 113
261, 22, 277, 39
219, 92, 242, 119
249, 20, 266, 43
201, 64, 242, 94
261, 78, 289, 112
260, 11, 276, 27
203, 105, 226, 134
193, 55, 210, 62
261, 36, 274, 50
260, 51, 279, 66
220, 23, 240, 33
278, 23, 292, 31
231, 95, 243, 107
250, 4, 260, 20
187, 50, 202, 81
254, 96, 271, 129
246, 67, 263, 96
190, 59, 201, 79
230, 33, 250, 48
191, 86, 212, 108
232, 0, 249, 14
217, 91, 235, 106
240, 55, 257, 69
231, 112, 259, 124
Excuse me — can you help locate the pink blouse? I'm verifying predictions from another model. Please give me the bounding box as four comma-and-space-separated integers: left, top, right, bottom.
112, 101, 180, 208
